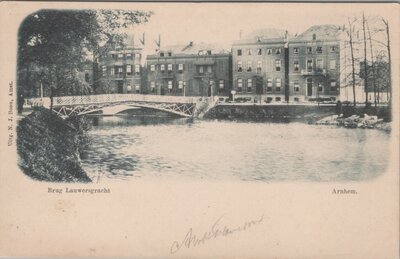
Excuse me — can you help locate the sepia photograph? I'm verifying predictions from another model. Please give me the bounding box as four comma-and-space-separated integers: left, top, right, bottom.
16, 5, 393, 183
0, 2, 398, 258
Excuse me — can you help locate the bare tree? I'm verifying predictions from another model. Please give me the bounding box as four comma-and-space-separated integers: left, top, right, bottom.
382, 18, 392, 104
366, 20, 377, 107
362, 13, 369, 104
347, 17, 358, 106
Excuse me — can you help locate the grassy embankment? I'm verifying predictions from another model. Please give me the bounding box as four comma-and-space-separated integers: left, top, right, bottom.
17, 107, 91, 182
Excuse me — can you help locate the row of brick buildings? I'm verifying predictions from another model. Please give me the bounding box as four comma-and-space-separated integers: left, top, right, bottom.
90, 25, 343, 103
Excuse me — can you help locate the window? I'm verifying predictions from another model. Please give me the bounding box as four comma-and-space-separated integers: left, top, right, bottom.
178, 81, 184, 89
316, 59, 323, 70
237, 49, 242, 56
329, 60, 336, 70
167, 64, 173, 71
275, 97, 281, 102
267, 78, 272, 92
102, 65, 107, 76
160, 64, 165, 72
318, 83, 323, 92
267, 49, 272, 55
199, 66, 204, 73
150, 81, 155, 92
257, 48, 262, 55
257, 61, 262, 73
275, 78, 281, 92
293, 47, 299, 54
237, 61, 243, 72
275, 48, 281, 54
118, 66, 123, 74
207, 66, 212, 73
330, 79, 337, 91
160, 52, 164, 57
247, 49, 252, 55
85, 73, 90, 82
247, 61, 252, 72
330, 46, 336, 52
313, 34, 316, 40
126, 53, 132, 58
294, 97, 299, 102
135, 65, 140, 75
307, 78, 313, 96
294, 60, 300, 72
127, 65, 132, 75
294, 80, 300, 92
207, 50, 212, 55
135, 85, 140, 93
247, 79, 252, 92
150, 64, 155, 71
307, 47, 312, 54
118, 53, 124, 58
307, 59, 313, 72
168, 52, 172, 57
135, 53, 141, 59
219, 80, 224, 89
178, 64, 183, 72
316, 46, 322, 54
237, 79, 243, 92
275, 59, 281, 71
168, 81, 173, 92
127, 84, 132, 93
110, 67, 115, 76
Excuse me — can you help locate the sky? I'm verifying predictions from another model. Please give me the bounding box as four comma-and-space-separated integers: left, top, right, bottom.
122, 3, 397, 54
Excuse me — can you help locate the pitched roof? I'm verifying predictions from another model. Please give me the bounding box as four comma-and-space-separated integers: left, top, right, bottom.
295, 25, 342, 41
159, 42, 230, 55
233, 28, 291, 45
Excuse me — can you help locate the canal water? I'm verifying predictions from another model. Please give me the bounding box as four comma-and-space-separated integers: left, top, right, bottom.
81, 116, 391, 183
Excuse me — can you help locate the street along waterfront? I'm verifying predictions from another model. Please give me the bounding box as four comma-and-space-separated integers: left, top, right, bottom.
80, 115, 391, 183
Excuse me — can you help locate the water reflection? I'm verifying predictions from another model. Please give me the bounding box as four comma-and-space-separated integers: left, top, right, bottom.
81, 116, 391, 183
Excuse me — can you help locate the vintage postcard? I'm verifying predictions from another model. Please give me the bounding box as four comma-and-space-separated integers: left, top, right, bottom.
0, 2, 398, 258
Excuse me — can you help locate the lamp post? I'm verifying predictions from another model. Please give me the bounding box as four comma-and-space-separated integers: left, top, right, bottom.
231, 90, 236, 103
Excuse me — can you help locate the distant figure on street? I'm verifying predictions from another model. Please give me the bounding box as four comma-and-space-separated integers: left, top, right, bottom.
335, 100, 342, 115
17, 93, 24, 114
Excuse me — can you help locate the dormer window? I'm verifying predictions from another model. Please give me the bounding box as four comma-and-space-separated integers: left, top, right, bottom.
168, 52, 172, 57
313, 33, 316, 40
275, 48, 281, 54
293, 47, 299, 54
160, 52, 164, 57
207, 50, 212, 55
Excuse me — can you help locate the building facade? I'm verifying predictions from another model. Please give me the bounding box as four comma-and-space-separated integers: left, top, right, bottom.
289, 25, 341, 102
232, 26, 342, 103
97, 35, 144, 94
232, 29, 289, 102
145, 42, 232, 96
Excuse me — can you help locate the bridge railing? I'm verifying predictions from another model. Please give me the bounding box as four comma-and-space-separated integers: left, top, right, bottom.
24, 94, 200, 108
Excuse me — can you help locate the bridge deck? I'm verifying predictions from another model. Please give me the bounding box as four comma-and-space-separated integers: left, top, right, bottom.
24, 94, 200, 108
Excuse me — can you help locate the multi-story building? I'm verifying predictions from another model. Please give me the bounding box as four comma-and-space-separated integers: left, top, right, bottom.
232, 26, 342, 103
97, 35, 144, 94
232, 29, 289, 102
289, 25, 341, 102
145, 42, 232, 96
